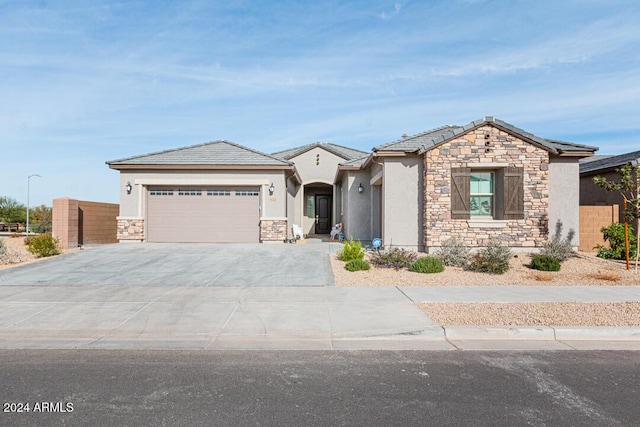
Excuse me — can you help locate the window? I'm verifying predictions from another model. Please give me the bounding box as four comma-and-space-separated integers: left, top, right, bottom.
178, 189, 202, 196
207, 189, 230, 196
451, 167, 523, 220
149, 189, 173, 196
306, 195, 315, 218
470, 172, 494, 217
235, 190, 259, 196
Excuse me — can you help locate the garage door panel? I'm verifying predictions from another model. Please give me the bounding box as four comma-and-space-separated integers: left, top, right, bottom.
146, 187, 260, 243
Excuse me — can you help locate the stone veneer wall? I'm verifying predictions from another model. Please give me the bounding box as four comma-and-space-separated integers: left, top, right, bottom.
260, 219, 287, 242
117, 217, 144, 241
424, 125, 549, 249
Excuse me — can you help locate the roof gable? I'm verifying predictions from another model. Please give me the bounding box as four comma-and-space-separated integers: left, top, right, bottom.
107, 140, 293, 167
415, 117, 597, 156
271, 142, 368, 161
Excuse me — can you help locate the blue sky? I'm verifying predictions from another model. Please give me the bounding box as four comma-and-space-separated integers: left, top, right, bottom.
2, 0, 639, 206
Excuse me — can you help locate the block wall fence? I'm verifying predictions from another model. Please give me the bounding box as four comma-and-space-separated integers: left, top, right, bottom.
52, 198, 119, 249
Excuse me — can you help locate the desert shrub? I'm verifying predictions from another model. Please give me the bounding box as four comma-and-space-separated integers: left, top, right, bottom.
337, 238, 365, 262
26, 233, 61, 258
0, 239, 5, 255
466, 240, 513, 275
371, 247, 418, 270
530, 254, 561, 272
540, 221, 575, 262
434, 237, 470, 267
595, 223, 637, 260
23, 236, 33, 246
409, 256, 444, 274
344, 259, 371, 272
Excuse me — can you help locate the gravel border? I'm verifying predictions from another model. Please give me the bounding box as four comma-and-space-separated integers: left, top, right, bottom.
418, 302, 640, 326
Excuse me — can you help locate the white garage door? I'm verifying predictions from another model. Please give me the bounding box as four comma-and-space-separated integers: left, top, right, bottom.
146, 187, 260, 243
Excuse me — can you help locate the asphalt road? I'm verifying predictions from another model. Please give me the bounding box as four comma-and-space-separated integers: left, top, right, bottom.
1, 350, 639, 426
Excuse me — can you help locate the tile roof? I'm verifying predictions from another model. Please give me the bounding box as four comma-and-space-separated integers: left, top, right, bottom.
579, 150, 640, 175
373, 125, 461, 152
107, 140, 293, 167
271, 142, 368, 161
338, 155, 369, 167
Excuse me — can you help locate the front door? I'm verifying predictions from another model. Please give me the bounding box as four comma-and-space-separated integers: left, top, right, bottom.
315, 195, 331, 234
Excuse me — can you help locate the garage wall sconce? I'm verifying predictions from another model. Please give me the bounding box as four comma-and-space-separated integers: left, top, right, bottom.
358, 183, 364, 193
125, 182, 132, 195
268, 183, 275, 195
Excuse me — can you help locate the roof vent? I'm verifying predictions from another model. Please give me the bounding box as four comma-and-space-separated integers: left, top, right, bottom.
401, 133, 408, 138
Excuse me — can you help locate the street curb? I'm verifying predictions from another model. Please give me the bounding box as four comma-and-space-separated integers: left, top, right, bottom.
553, 327, 640, 341
443, 326, 640, 341
444, 326, 555, 341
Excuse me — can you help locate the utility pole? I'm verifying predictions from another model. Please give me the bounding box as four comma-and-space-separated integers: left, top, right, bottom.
26, 174, 41, 235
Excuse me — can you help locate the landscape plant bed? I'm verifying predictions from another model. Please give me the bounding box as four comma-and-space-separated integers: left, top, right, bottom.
330, 251, 640, 286
417, 302, 640, 326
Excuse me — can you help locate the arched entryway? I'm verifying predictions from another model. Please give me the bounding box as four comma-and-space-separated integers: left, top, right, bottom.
302, 183, 333, 236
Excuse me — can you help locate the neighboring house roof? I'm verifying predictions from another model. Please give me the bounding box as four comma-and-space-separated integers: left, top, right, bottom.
579, 150, 640, 175
107, 140, 293, 168
271, 142, 368, 161
373, 117, 596, 156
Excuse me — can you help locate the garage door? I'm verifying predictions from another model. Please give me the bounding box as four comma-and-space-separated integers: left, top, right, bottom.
146, 187, 260, 243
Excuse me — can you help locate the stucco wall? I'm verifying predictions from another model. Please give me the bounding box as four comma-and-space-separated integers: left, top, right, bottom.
548, 157, 580, 246
290, 147, 345, 184
424, 125, 549, 249
118, 169, 287, 219
383, 156, 423, 250
343, 170, 371, 242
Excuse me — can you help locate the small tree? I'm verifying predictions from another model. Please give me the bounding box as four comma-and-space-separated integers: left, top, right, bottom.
0, 196, 26, 224
29, 204, 52, 233
593, 163, 640, 269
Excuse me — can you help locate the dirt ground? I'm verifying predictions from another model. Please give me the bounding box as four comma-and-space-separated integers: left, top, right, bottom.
0, 236, 39, 270
330, 251, 640, 286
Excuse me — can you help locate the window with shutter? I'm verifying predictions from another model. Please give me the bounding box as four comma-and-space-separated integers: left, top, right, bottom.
450, 166, 524, 221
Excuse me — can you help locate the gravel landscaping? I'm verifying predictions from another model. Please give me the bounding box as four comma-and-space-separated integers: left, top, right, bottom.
330, 251, 640, 286
418, 302, 640, 326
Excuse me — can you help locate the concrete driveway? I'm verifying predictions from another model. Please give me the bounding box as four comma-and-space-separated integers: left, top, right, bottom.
0, 243, 335, 287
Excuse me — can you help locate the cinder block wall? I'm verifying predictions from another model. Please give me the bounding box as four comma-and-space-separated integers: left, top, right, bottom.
579, 205, 619, 252
53, 198, 119, 249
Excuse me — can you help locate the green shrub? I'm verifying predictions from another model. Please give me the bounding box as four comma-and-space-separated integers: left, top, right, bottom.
410, 256, 444, 274
467, 240, 513, 275
0, 239, 6, 256
595, 223, 637, 260
434, 237, 470, 267
530, 254, 561, 272
344, 259, 371, 272
541, 221, 575, 262
371, 247, 418, 270
337, 238, 365, 262
26, 233, 61, 258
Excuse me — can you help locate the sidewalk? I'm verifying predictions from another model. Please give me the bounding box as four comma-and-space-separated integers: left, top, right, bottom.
1, 285, 639, 351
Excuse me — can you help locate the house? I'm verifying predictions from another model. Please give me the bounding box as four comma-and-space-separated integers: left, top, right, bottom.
335, 117, 596, 251
580, 150, 640, 223
107, 117, 597, 249
106, 140, 366, 243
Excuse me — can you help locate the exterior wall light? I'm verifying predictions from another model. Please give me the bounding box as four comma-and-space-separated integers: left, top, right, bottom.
126, 182, 132, 195
269, 183, 275, 195
358, 183, 364, 193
